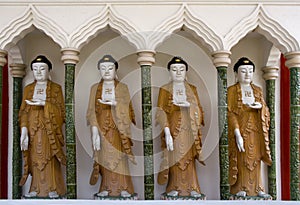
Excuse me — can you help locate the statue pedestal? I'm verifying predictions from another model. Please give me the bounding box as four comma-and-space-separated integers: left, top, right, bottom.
229, 194, 272, 200
93, 193, 138, 200
160, 193, 206, 200
22, 195, 66, 199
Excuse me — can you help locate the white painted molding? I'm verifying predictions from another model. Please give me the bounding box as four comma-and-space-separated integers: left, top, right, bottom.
285, 51, 300, 69
262, 66, 279, 80
61, 48, 80, 65
9, 63, 26, 78
0, 49, 7, 66
69, 4, 144, 50
266, 46, 281, 67
8, 46, 24, 65
211, 50, 231, 68
137, 50, 156, 66
224, 4, 299, 53
0, 4, 68, 50
147, 4, 222, 52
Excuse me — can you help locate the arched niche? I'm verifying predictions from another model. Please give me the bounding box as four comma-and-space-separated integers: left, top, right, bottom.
229, 31, 280, 197
74, 27, 145, 199
8, 27, 66, 197
15, 28, 65, 88
229, 32, 274, 90
153, 28, 220, 200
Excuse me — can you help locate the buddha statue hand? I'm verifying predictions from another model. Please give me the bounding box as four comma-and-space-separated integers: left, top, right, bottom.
246, 102, 262, 109
20, 127, 29, 151
164, 127, 174, 151
172, 100, 190, 107
234, 128, 245, 152
91, 126, 101, 151
98, 98, 117, 106
25, 99, 46, 106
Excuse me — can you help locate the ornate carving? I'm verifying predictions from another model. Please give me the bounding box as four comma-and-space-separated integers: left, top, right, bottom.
224, 5, 299, 53
148, 4, 222, 51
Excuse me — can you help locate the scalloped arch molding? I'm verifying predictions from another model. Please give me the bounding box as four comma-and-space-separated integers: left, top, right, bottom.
0, 4, 298, 53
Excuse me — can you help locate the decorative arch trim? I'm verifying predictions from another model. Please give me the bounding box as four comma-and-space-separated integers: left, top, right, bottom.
147, 4, 222, 52
69, 4, 145, 50
0, 5, 68, 50
224, 4, 299, 53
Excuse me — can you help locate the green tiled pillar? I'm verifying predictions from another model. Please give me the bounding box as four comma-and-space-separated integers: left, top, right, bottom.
61, 48, 80, 199
262, 66, 279, 199
10, 63, 26, 199
137, 51, 155, 200
0, 50, 7, 197
212, 51, 231, 200
285, 51, 300, 201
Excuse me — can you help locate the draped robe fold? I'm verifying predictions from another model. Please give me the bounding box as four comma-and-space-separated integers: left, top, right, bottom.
19, 80, 66, 197
156, 82, 204, 196
228, 83, 272, 196
87, 80, 135, 196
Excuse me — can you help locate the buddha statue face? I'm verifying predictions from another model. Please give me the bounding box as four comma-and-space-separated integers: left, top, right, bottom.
237, 64, 254, 85
32, 62, 49, 82
169, 63, 186, 83
99, 62, 116, 81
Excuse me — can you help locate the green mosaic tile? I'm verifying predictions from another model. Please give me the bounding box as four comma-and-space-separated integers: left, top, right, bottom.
290, 67, 300, 106
144, 185, 154, 200
290, 66, 300, 201
12, 77, 23, 199
217, 66, 228, 107
265, 79, 277, 199
65, 65, 75, 104
141, 64, 154, 200
64, 63, 77, 199
217, 66, 229, 200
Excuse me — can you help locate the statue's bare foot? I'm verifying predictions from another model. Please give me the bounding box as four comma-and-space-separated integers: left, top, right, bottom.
120, 190, 131, 197
24, 191, 37, 198
97, 190, 109, 197
258, 191, 270, 198
166, 190, 178, 197
48, 191, 59, 198
236, 191, 246, 197
190, 191, 201, 197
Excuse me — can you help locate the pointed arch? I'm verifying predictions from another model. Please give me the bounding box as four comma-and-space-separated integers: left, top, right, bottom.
224, 4, 299, 53
69, 4, 145, 50
147, 4, 222, 52
0, 5, 68, 50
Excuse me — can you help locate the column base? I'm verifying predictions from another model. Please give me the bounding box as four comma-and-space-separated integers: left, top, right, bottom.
93, 193, 138, 200
21, 195, 66, 199
229, 194, 272, 200
160, 192, 206, 200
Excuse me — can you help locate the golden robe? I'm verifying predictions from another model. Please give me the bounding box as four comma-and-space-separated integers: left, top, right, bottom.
87, 80, 135, 196
228, 83, 272, 196
19, 80, 66, 197
156, 82, 204, 196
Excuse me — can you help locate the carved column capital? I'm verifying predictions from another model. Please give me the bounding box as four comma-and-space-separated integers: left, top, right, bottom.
61, 48, 80, 65
284, 51, 300, 69
262, 66, 279, 80
137, 50, 156, 66
0, 50, 7, 67
211, 50, 231, 68
10, 63, 26, 78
